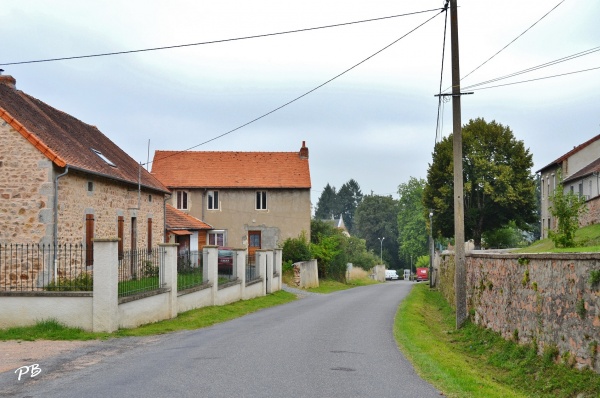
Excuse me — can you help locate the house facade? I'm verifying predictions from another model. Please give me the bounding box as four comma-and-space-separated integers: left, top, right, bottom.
0, 75, 169, 252
165, 203, 212, 254
538, 134, 600, 238
151, 142, 311, 256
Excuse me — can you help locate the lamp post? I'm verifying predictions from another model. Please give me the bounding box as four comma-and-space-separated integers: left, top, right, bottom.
378, 237, 385, 264
429, 210, 434, 288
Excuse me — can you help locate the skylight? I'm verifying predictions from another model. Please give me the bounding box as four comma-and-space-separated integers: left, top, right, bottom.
91, 148, 117, 167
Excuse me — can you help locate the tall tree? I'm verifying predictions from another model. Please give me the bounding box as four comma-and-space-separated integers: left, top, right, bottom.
397, 177, 428, 266
336, 179, 363, 233
423, 118, 537, 249
354, 195, 400, 268
315, 183, 337, 220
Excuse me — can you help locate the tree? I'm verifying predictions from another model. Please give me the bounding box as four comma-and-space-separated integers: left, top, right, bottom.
423, 118, 537, 249
315, 183, 337, 220
548, 172, 587, 247
354, 195, 400, 268
336, 179, 363, 234
397, 177, 428, 267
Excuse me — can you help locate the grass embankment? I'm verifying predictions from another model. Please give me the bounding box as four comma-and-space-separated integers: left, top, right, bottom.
514, 223, 600, 253
395, 283, 600, 397
0, 290, 296, 341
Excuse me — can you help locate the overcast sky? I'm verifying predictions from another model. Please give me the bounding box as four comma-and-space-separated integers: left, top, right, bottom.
2, 1, 599, 209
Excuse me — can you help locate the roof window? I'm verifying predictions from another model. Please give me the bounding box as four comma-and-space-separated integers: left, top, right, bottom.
92, 149, 117, 167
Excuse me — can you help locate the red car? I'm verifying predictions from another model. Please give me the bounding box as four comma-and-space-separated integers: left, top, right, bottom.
218, 248, 234, 275
416, 267, 429, 282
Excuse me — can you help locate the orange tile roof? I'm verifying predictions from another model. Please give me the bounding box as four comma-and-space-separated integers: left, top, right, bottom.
166, 204, 212, 230
151, 148, 311, 189
537, 133, 600, 173
0, 76, 169, 194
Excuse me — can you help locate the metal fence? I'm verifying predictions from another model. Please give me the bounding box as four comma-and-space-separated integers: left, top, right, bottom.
0, 243, 92, 292
246, 255, 259, 282
118, 248, 165, 297
177, 250, 204, 290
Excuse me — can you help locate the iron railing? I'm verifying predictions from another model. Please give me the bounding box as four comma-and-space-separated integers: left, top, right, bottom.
0, 244, 92, 292
177, 250, 204, 290
246, 255, 259, 282
118, 248, 165, 297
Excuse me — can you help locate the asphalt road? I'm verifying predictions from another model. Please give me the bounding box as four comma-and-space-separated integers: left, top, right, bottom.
1, 281, 441, 398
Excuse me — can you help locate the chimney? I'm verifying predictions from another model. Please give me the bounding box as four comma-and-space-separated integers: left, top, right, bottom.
299, 141, 309, 159
0, 74, 16, 89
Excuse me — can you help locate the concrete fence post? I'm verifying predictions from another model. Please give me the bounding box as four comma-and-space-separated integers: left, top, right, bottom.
92, 238, 119, 333
256, 250, 267, 296
273, 248, 283, 291
264, 250, 274, 294
204, 246, 218, 305
160, 243, 178, 319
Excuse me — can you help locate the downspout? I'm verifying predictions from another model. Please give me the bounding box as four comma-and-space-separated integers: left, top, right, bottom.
53, 165, 69, 279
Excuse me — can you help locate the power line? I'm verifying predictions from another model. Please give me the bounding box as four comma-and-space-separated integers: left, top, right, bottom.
468, 65, 600, 91
148, 10, 446, 167
459, 0, 566, 83
0, 8, 444, 66
435, 1, 450, 144
462, 45, 600, 91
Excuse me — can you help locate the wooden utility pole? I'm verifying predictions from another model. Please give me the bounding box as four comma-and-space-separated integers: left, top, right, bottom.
450, 0, 467, 328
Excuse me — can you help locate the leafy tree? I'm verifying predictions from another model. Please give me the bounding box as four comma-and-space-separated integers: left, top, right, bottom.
281, 232, 311, 263
482, 221, 524, 249
423, 118, 537, 249
354, 195, 400, 268
397, 177, 428, 266
336, 179, 363, 234
548, 172, 587, 247
315, 183, 338, 220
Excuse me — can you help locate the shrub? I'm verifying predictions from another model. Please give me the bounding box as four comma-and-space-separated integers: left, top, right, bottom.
282, 231, 311, 264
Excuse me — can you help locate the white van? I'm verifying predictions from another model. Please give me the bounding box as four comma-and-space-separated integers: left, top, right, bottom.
385, 270, 399, 280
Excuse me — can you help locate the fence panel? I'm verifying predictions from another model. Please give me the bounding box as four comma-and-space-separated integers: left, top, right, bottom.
246, 255, 259, 282
0, 244, 92, 292
118, 248, 165, 297
177, 250, 204, 290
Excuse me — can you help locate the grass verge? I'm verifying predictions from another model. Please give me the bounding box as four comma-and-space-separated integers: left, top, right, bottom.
306, 276, 378, 294
0, 290, 296, 341
395, 283, 600, 397
514, 223, 600, 253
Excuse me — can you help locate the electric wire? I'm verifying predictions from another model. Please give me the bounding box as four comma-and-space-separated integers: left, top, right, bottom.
462, 45, 600, 91
434, 0, 450, 145
0, 8, 444, 66
148, 10, 446, 167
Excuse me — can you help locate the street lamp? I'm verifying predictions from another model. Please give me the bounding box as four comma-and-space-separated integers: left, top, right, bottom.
429, 210, 434, 288
378, 237, 385, 264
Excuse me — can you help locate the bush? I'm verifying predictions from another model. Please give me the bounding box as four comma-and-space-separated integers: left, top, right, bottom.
282, 231, 311, 264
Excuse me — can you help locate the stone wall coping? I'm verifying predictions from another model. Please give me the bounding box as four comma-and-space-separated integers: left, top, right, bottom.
466, 252, 600, 260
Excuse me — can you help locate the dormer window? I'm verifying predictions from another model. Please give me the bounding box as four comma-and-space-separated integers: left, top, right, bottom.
92, 149, 116, 167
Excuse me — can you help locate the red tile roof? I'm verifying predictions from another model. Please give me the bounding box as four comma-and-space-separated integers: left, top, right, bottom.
0, 76, 169, 194
151, 146, 311, 189
537, 134, 600, 173
166, 204, 212, 230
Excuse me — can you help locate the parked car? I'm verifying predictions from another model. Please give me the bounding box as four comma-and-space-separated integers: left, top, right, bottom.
218, 248, 234, 275
416, 267, 429, 282
385, 270, 399, 280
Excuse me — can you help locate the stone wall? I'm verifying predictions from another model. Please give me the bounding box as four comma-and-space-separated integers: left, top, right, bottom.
438, 252, 600, 372
580, 196, 600, 228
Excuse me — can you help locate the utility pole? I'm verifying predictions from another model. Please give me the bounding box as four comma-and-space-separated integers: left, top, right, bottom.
450, 0, 467, 328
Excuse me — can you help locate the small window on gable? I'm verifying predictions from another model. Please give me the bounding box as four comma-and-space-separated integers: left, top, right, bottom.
208, 190, 219, 210
91, 149, 117, 167
256, 191, 267, 210
87, 181, 94, 192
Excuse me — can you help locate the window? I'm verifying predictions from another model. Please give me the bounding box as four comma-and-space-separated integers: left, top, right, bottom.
256, 191, 267, 210
208, 230, 225, 246
579, 183, 583, 197
208, 190, 219, 210
85, 214, 94, 266
176, 190, 188, 210
541, 178, 544, 199
117, 216, 124, 260
91, 148, 116, 167
87, 181, 94, 192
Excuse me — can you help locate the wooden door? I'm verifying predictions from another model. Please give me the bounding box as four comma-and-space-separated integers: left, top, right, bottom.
248, 231, 261, 258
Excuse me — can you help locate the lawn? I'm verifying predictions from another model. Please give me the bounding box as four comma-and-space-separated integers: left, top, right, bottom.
514, 223, 600, 253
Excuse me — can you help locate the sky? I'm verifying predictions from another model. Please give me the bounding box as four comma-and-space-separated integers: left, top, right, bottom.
1, 0, 599, 210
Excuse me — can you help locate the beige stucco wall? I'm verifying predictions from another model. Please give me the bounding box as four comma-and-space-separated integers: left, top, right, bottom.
1, 119, 165, 246
173, 188, 311, 249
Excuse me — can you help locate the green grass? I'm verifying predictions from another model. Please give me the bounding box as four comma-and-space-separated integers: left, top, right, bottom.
0, 290, 296, 340
515, 224, 600, 253
305, 277, 378, 293
395, 284, 600, 397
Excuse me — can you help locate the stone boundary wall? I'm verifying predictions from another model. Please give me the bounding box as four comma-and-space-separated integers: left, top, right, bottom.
437, 252, 600, 372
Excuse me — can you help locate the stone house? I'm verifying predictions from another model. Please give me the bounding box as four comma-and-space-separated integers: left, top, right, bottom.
151, 142, 312, 257
537, 134, 600, 238
0, 75, 170, 254
321, 215, 350, 237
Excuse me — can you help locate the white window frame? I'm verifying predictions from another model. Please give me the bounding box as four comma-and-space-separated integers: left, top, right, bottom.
208, 230, 226, 247
256, 191, 267, 210
176, 190, 188, 210
207, 190, 219, 210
